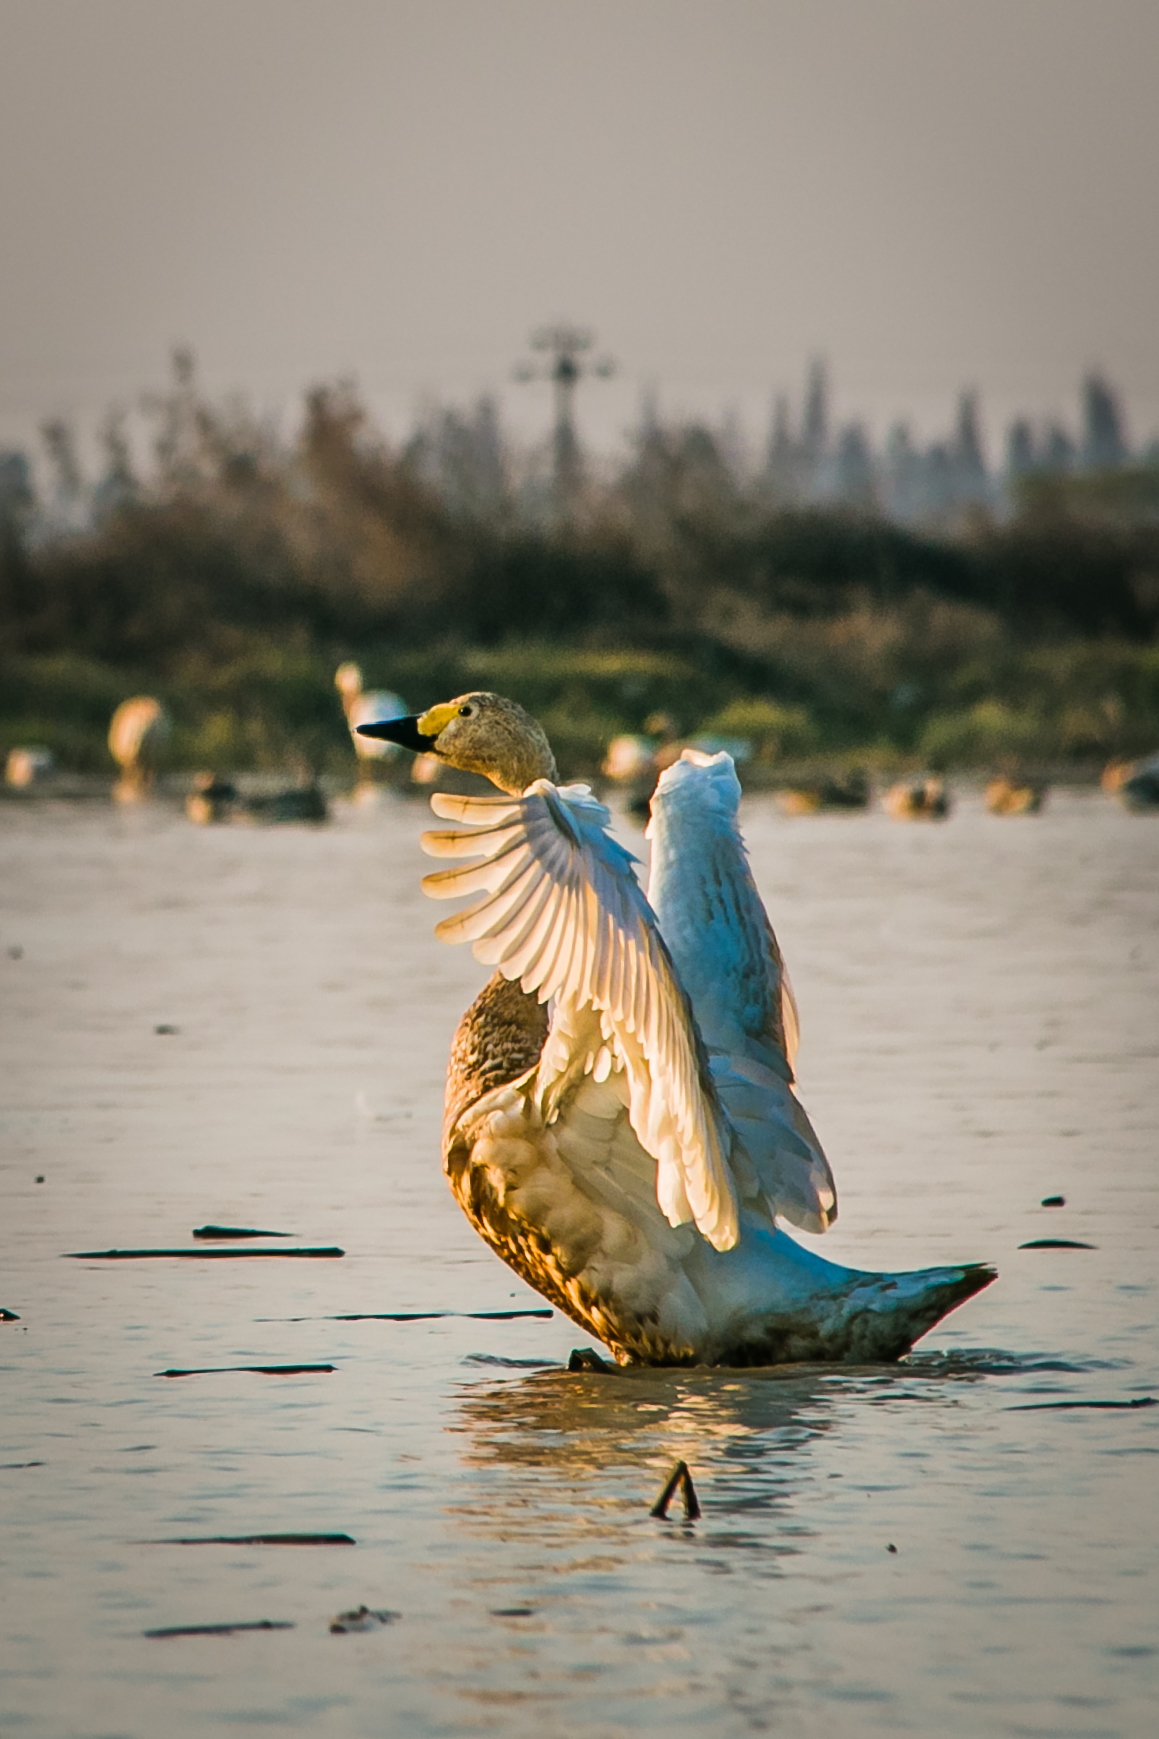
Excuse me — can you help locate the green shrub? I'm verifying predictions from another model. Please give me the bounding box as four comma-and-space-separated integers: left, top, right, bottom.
698, 697, 817, 761
919, 701, 1051, 766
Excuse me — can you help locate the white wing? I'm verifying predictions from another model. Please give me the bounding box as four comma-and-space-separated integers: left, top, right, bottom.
647, 750, 837, 1233
421, 780, 739, 1251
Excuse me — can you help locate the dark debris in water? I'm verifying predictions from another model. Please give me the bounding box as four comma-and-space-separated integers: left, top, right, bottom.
155, 1364, 336, 1378
259, 1308, 553, 1322
491, 1607, 536, 1618
463, 1355, 559, 1368
1019, 1239, 1096, 1250
650, 1459, 701, 1521
153, 1024, 179, 1035
329, 1605, 399, 1633
1, 1461, 44, 1469
192, 1225, 293, 1240
1040, 1195, 1066, 1207
1008, 1396, 1156, 1412
145, 1620, 294, 1638
67, 1246, 344, 1259
336, 1308, 553, 1322
145, 1533, 355, 1546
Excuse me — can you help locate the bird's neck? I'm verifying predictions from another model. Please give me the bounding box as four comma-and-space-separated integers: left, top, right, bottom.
483, 744, 558, 795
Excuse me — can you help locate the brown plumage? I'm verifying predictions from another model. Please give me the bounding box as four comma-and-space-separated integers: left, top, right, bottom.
442, 973, 647, 1356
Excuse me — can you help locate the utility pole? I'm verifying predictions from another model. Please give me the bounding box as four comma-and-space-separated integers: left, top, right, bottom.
514, 324, 614, 513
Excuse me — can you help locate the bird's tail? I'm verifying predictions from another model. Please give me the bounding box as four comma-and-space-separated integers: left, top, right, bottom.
691, 1226, 998, 1365
833, 1261, 997, 1363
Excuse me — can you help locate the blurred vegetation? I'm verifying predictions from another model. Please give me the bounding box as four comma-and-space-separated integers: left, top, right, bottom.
3, 359, 1158, 782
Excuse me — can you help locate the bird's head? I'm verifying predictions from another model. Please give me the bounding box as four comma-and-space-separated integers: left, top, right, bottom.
358, 691, 557, 795
334, 662, 362, 704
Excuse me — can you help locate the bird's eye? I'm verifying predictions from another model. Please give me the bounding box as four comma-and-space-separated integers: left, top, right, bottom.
459, 705, 472, 717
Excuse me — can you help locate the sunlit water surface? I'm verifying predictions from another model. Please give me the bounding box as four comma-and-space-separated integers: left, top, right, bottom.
1, 788, 1156, 1738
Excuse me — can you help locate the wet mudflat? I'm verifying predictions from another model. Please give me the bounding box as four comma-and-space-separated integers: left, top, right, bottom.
1, 787, 1156, 1738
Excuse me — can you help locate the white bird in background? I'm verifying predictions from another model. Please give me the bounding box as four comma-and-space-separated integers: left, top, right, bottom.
108, 696, 170, 803
334, 662, 407, 775
360, 692, 994, 1367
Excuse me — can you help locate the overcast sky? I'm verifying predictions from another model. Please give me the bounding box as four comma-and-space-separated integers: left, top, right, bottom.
2, 0, 1158, 460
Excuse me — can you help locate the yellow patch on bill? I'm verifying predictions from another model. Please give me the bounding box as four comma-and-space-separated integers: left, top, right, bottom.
417, 701, 460, 739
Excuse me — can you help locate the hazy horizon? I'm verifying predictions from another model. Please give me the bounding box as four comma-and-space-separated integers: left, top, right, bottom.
3, 0, 1158, 462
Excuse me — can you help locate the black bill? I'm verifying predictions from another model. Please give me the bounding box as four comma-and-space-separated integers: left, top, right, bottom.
356, 715, 437, 753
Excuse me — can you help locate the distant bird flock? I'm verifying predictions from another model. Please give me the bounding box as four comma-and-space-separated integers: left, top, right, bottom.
4, 669, 1158, 822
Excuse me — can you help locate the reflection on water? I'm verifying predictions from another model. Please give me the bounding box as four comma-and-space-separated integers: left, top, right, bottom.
459, 1364, 833, 1472
2, 790, 1158, 1737
452, 1366, 837, 1548
449, 1345, 1131, 1544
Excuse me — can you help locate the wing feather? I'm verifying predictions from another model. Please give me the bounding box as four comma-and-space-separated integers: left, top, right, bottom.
647, 751, 837, 1233
431, 855, 540, 944
473, 875, 557, 964
421, 841, 528, 899
420, 779, 739, 1250
429, 792, 523, 825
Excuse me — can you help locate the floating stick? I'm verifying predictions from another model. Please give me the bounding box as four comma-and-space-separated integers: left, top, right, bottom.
143, 1533, 355, 1546
192, 1226, 293, 1240
67, 1247, 344, 1260
145, 1620, 294, 1638
1018, 1239, 1095, 1250
155, 1364, 336, 1378
650, 1460, 701, 1521
1007, 1396, 1156, 1412
259, 1308, 552, 1322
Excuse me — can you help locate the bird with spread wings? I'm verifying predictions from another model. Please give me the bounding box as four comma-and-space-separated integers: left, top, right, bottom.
360, 691, 993, 1366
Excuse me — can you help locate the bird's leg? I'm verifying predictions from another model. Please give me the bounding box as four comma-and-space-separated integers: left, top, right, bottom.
566, 1347, 617, 1373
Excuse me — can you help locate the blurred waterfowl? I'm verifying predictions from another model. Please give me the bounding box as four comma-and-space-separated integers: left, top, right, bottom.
5, 747, 55, 789
359, 693, 994, 1366
335, 663, 407, 785
1102, 752, 1159, 811
603, 715, 754, 822
108, 696, 170, 803
882, 775, 951, 821
985, 776, 1046, 816
244, 781, 328, 824
185, 771, 238, 825
602, 732, 664, 786
185, 769, 325, 824
774, 771, 870, 817
602, 714, 683, 818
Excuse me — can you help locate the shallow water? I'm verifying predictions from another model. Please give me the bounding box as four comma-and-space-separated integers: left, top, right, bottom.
1, 787, 1156, 1738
